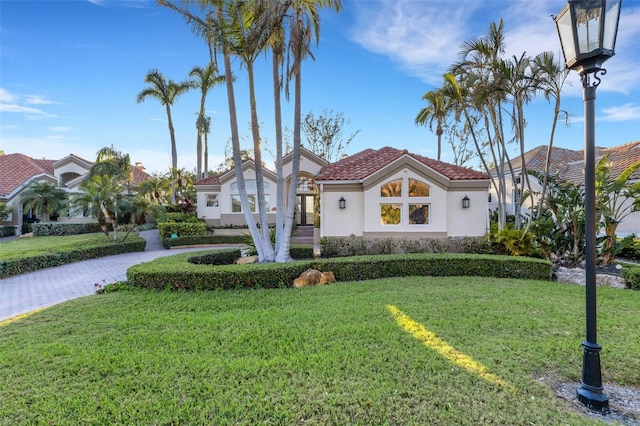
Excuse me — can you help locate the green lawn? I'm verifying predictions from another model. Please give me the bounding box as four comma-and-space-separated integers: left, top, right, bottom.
0, 233, 141, 261
1, 277, 638, 425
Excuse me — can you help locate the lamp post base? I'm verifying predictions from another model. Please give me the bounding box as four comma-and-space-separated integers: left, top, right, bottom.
577, 341, 609, 412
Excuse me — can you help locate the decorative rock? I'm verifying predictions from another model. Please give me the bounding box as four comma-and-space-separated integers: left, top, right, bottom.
236, 255, 259, 265
19, 232, 34, 238
293, 269, 336, 288
555, 267, 627, 289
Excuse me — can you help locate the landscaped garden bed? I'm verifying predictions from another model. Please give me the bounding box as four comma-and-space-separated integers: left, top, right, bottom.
126, 251, 552, 291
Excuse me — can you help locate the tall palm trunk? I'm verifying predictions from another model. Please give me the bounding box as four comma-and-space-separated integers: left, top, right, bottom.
222, 45, 264, 260
246, 60, 276, 261
166, 104, 178, 204
272, 44, 286, 252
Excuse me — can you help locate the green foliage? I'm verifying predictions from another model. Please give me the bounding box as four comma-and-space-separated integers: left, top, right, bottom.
31, 222, 112, 237
126, 252, 552, 291
0, 237, 146, 279
0, 226, 16, 237
621, 264, 640, 290
320, 236, 491, 258
157, 222, 206, 239
163, 212, 200, 223
187, 249, 242, 266
0, 202, 10, 221
289, 244, 314, 259
618, 237, 640, 261
489, 225, 543, 258
161, 235, 245, 249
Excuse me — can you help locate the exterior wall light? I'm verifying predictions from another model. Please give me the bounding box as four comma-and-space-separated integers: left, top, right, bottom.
554, 0, 622, 413
338, 196, 346, 209
462, 195, 470, 209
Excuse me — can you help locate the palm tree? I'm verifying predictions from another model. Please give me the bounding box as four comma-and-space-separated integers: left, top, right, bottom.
530, 51, 569, 220
70, 175, 130, 241
89, 145, 133, 193
136, 69, 192, 202
275, 0, 342, 263
415, 87, 450, 161
190, 63, 225, 180
201, 115, 212, 177
20, 180, 67, 222
137, 173, 171, 204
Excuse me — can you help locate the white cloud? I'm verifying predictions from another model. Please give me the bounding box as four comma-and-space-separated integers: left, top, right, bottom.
350, 1, 483, 85
601, 103, 640, 122
0, 88, 59, 119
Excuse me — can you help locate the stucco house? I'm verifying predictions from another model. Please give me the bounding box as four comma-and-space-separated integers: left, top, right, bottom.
195, 147, 491, 238
0, 153, 149, 235
488, 141, 640, 236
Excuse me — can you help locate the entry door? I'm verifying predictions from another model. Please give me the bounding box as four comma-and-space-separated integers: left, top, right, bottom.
296, 195, 314, 226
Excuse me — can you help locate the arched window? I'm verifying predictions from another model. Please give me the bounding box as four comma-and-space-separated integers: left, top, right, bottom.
409, 179, 429, 197
380, 179, 402, 197
379, 176, 430, 226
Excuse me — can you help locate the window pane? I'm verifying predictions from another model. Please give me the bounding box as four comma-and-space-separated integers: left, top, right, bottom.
409, 204, 429, 225
381, 204, 401, 225
247, 194, 256, 212
381, 179, 402, 197
409, 179, 429, 197
206, 194, 218, 207
230, 179, 269, 192
231, 195, 242, 212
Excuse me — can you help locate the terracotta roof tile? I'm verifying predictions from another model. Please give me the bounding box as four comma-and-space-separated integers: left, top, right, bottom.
315, 146, 488, 181
0, 153, 56, 198
511, 141, 640, 184
194, 174, 221, 185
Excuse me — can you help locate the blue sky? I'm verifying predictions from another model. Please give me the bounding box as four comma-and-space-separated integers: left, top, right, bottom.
1, 0, 639, 176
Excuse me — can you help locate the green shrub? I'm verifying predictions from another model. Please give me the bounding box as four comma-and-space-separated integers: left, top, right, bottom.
164, 212, 200, 223
320, 236, 491, 258
621, 264, 640, 290
0, 225, 16, 237
31, 222, 113, 236
0, 239, 146, 279
162, 235, 246, 248
126, 253, 552, 291
290, 244, 314, 259
618, 237, 640, 261
188, 249, 241, 266
157, 222, 206, 239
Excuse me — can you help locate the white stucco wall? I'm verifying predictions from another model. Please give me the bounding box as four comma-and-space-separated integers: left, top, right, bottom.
320, 189, 364, 237
446, 190, 489, 237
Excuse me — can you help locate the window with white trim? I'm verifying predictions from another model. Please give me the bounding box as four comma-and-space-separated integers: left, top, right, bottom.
379, 177, 430, 225
206, 193, 218, 207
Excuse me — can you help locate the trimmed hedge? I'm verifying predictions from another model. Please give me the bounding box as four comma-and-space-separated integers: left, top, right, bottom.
0, 239, 146, 279
157, 222, 206, 239
31, 222, 111, 236
126, 252, 552, 291
188, 250, 242, 266
0, 225, 16, 237
162, 235, 246, 249
621, 264, 640, 290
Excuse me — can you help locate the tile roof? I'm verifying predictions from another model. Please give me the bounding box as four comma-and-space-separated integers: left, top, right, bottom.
0, 153, 151, 198
194, 174, 221, 185
0, 153, 56, 198
315, 146, 489, 181
508, 141, 640, 184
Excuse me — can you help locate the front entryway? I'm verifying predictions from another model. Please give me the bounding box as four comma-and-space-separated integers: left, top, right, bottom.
296, 194, 314, 226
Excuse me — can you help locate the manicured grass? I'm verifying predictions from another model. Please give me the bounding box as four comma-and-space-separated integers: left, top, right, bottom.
1, 277, 639, 425
0, 233, 142, 262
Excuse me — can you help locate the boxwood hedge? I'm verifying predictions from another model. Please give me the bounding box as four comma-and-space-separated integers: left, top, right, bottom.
621, 264, 640, 290
126, 252, 552, 291
0, 239, 146, 279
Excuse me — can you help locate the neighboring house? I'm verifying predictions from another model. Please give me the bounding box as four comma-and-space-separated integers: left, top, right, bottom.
488, 141, 640, 236
0, 153, 150, 235
195, 147, 490, 238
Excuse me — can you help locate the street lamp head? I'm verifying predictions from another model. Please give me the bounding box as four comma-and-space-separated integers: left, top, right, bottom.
554, 0, 622, 75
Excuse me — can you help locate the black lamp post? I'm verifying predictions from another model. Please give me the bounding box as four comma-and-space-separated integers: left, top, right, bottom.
554, 0, 622, 412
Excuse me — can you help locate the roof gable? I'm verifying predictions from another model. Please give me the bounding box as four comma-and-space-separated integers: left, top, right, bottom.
315, 147, 489, 182
0, 153, 56, 198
